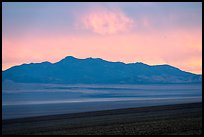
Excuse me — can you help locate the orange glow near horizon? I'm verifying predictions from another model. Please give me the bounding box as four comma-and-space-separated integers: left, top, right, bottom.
2, 28, 202, 74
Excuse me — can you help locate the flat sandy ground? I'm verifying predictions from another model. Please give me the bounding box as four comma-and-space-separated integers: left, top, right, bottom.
2, 102, 202, 135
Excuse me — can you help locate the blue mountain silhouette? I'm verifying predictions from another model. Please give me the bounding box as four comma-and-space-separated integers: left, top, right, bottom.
2, 56, 202, 84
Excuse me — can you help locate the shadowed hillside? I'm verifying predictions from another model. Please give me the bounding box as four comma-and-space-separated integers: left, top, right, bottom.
2, 56, 202, 84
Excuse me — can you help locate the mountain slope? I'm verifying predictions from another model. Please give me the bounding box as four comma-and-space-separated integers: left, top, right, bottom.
2, 56, 202, 84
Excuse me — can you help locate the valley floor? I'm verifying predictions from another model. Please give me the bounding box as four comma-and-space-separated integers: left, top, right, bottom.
2, 102, 202, 135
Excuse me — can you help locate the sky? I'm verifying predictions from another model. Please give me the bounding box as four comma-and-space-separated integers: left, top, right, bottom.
2, 2, 202, 74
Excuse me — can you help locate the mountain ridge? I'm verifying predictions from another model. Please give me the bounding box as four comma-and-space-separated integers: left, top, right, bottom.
2, 56, 202, 84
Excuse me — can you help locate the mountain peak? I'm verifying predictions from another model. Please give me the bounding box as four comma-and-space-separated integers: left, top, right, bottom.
134, 62, 148, 65
152, 64, 179, 70
57, 56, 78, 63
85, 57, 107, 62
64, 56, 77, 60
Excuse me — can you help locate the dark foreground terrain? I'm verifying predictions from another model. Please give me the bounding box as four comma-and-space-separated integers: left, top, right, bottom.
2, 102, 202, 135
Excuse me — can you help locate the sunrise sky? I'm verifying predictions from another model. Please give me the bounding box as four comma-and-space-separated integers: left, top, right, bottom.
2, 2, 202, 74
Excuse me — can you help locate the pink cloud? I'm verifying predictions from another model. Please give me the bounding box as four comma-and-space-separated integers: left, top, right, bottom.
80, 8, 134, 35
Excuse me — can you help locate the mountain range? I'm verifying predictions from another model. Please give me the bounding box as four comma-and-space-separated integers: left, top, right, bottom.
2, 56, 202, 84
